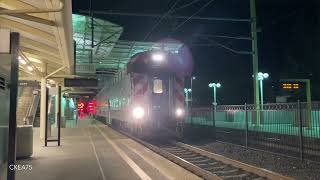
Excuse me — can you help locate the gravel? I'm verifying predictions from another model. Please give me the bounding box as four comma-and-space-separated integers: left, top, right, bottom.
185, 140, 320, 180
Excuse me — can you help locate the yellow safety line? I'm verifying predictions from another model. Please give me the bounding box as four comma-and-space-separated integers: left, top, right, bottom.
120, 139, 175, 180
95, 125, 152, 180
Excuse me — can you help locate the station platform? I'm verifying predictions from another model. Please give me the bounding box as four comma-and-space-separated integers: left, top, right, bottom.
16, 119, 200, 180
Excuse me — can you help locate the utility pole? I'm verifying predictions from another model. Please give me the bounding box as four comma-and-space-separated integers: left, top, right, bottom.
250, 0, 260, 124
90, 0, 94, 64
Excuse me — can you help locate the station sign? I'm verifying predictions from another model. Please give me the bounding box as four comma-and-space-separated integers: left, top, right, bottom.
282, 83, 301, 90
64, 78, 98, 87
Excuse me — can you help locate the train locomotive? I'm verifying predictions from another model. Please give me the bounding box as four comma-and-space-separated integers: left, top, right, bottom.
96, 50, 187, 136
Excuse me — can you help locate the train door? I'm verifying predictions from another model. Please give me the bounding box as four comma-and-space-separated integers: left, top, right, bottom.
151, 76, 170, 128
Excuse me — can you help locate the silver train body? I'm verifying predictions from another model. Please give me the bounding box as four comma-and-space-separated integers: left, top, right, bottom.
95, 51, 186, 132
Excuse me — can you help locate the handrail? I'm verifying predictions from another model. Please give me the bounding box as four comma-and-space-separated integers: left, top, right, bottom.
31, 93, 40, 125
24, 89, 40, 125
24, 91, 36, 125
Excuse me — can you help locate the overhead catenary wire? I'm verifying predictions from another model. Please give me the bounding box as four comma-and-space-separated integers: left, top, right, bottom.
200, 36, 252, 55
168, 0, 216, 36
173, 0, 203, 11
143, 0, 183, 41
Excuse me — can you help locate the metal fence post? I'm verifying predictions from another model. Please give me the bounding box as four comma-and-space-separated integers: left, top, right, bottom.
212, 105, 216, 140
245, 103, 248, 148
297, 100, 304, 160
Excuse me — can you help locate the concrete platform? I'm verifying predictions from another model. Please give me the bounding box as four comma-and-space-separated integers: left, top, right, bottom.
16, 119, 201, 180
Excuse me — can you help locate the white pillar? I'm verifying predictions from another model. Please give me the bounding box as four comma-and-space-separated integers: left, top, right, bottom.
40, 63, 47, 139
40, 77, 46, 139
55, 86, 60, 128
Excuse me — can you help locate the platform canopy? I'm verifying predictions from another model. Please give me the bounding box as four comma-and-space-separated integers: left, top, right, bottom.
73, 14, 183, 76
0, 0, 74, 80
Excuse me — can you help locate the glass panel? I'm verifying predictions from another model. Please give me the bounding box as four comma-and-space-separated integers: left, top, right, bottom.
0, 53, 12, 180
153, 79, 163, 94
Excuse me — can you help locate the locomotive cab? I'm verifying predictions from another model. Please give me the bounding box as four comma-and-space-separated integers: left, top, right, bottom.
127, 51, 186, 132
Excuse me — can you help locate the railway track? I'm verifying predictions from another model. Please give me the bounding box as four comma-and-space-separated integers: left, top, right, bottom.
118, 131, 294, 180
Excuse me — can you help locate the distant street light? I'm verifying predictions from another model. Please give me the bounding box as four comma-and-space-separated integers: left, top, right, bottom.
184, 88, 192, 107
184, 88, 192, 120
257, 72, 269, 110
208, 82, 221, 109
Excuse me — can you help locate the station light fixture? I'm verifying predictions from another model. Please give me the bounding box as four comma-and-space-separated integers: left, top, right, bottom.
257, 72, 269, 110
184, 88, 192, 93
18, 56, 27, 65
208, 83, 221, 88
208, 82, 222, 108
27, 65, 33, 71
19, 59, 27, 65
257, 72, 269, 81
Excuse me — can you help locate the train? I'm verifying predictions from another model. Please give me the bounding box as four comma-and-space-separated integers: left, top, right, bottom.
95, 50, 188, 136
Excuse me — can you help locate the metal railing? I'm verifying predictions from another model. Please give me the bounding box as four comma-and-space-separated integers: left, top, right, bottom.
187, 102, 320, 162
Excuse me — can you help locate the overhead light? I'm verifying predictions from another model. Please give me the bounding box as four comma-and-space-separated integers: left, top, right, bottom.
18, 56, 22, 60
27, 66, 33, 71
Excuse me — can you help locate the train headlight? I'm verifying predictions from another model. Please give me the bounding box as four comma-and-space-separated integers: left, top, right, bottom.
175, 108, 184, 117
152, 53, 164, 62
133, 106, 145, 119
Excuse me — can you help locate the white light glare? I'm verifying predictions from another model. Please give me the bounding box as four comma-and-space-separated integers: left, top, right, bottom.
19, 59, 27, 65
133, 106, 145, 119
175, 108, 184, 117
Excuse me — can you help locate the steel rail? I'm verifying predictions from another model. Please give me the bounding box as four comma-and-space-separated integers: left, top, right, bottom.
115, 128, 293, 180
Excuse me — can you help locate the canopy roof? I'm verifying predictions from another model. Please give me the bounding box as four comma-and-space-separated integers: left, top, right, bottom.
73, 14, 183, 75
0, 0, 74, 80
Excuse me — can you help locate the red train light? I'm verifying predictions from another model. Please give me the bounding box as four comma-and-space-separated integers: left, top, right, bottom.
77, 101, 85, 113
87, 102, 95, 114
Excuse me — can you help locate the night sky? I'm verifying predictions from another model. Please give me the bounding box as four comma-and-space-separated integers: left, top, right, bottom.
72, 0, 320, 105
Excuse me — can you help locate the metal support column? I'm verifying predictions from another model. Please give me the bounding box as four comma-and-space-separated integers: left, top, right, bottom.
39, 74, 47, 139
57, 86, 61, 146
44, 88, 49, 146
297, 100, 304, 160
45, 86, 61, 146
7, 32, 20, 180
244, 103, 249, 148
250, 0, 260, 125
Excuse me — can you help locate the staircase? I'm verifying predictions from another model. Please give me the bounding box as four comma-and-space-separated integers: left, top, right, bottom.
16, 81, 40, 126
16, 86, 34, 125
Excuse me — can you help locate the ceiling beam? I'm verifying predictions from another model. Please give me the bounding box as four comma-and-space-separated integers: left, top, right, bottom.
0, 7, 55, 26
21, 46, 60, 60
0, 0, 49, 19
21, 37, 60, 56
0, 16, 56, 43
22, 51, 63, 66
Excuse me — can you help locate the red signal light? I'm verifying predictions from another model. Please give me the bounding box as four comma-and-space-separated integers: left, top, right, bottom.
87, 102, 95, 114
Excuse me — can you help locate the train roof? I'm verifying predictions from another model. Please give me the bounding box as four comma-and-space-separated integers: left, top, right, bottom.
127, 50, 189, 76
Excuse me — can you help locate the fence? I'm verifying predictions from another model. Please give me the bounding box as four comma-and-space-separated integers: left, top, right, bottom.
187, 102, 320, 161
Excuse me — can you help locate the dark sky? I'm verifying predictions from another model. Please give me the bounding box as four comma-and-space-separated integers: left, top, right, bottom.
72, 0, 320, 105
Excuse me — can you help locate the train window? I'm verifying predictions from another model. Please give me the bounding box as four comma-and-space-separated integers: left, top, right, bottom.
153, 79, 163, 93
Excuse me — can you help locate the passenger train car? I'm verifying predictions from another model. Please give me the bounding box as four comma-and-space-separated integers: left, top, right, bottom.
95, 50, 187, 136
